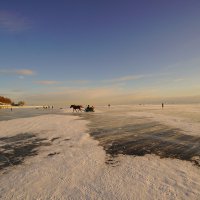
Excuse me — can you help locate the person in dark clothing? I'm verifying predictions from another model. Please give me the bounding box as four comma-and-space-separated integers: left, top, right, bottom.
85, 105, 94, 112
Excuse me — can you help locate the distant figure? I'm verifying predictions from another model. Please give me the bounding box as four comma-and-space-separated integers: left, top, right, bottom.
52, 105, 54, 109
85, 105, 94, 112
162, 103, 164, 109
108, 104, 111, 108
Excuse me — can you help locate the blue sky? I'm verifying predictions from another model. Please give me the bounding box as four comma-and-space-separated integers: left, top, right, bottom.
0, 0, 200, 105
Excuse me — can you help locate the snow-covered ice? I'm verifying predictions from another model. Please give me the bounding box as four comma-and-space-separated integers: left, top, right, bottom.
0, 105, 200, 199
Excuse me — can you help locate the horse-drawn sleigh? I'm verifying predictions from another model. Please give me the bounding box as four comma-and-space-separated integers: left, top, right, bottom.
70, 105, 94, 112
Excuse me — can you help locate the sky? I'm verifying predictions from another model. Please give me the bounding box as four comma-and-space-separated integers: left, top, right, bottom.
0, 0, 200, 105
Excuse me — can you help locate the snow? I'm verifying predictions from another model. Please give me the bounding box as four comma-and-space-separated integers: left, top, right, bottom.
0, 105, 200, 199
128, 104, 200, 136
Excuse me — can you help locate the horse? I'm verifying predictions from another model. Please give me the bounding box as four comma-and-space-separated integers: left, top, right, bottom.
70, 105, 83, 112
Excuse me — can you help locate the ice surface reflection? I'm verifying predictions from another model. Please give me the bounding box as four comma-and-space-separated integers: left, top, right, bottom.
83, 111, 200, 167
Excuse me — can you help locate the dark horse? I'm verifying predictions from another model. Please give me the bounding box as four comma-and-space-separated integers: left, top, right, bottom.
70, 105, 83, 112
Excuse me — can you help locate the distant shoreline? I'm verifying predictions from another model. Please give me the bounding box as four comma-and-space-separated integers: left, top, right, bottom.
0, 105, 43, 109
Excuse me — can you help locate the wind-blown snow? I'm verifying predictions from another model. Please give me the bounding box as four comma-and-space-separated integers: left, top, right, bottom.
0, 106, 200, 199
128, 105, 200, 136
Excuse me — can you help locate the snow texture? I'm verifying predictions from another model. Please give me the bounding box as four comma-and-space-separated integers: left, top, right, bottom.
0, 105, 200, 199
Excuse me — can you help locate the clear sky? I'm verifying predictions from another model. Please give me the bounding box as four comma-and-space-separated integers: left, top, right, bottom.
0, 0, 200, 105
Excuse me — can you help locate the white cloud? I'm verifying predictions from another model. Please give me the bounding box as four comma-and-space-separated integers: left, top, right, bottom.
0, 11, 31, 32
16, 82, 200, 106
173, 78, 185, 82
103, 74, 151, 83
24, 85, 162, 105
35, 80, 60, 85
16, 69, 35, 75
67, 80, 90, 84
0, 69, 35, 76
34, 79, 90, 86
18, 75, 25, 79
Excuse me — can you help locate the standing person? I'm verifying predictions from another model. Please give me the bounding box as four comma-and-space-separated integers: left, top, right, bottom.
162, 103, 164, 109
108, 104, 110, 108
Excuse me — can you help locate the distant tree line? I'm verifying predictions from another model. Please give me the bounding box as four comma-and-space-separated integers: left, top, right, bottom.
0, 96, 12, 104
11, 101, 25, 106
0, 96, 25, 106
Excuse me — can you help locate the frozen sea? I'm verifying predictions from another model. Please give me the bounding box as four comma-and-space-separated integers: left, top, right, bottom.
0, 104, 200, 199
0, 107, 61, 121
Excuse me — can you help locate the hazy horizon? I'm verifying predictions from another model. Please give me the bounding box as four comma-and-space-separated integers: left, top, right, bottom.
1, 1, 200, 105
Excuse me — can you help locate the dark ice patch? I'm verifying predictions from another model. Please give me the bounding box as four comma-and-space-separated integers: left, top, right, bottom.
0, 133, 51, 170
82, 113, 200, 167
50, 137, 60, 142
48, 152, 60, 157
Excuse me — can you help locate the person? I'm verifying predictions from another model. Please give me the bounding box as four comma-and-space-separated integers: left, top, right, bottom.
85, 105, 94, 112
108, 104, 110, 108
162, 103, 164, 109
